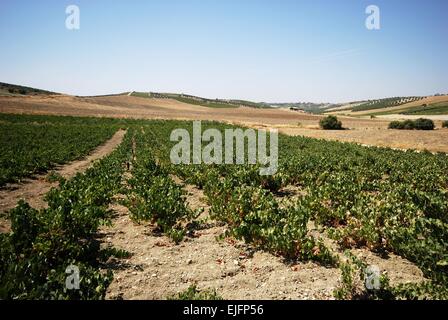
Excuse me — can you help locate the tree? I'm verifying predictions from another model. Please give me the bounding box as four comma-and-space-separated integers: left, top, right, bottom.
388, 121, 404, 129
388, 119, 434, 130
414, 118, 434, 130
319, 116, 343, 130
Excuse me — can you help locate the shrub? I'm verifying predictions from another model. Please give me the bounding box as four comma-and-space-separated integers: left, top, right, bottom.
413, 118, 434, 130
402, 119, 416, 130
0, 134, 131, 299
45, 171, 64, 183
333, 253, 395, 300
206, 182, 336, 265
388, 118, 434, 130
442, 120, 448, 128
319, 116, 343, 130
126, 158, 196, 243
127, 174, 193, 238
388, 121, 403, 129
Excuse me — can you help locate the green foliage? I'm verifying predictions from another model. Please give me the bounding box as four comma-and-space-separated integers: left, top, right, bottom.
319, 115, 343, 130
414, 118, 435, 130
99, 247, 132, 260
2, 115, 448, 300
400, 103, 448, 115
223, 165, 285, 192
388, 118, 434, 130
0, 116, 118, 186
45, 171, 64, 183
353, 96, 423, 112
0, 82, 57, 96
126, 132, 196, 243
168, 285, 223, 300
390, 281, 448, 300
130, 92, 253, 108
0, 130, 132, 299
205, 179, 336, 264
387, 121, 401, 129
174, 96, 239, 108
333, 261, 358, 300
333, 253, 448, 300
127, 173, 193, 240
129, 119, 448, 290
333, 253, 394, 300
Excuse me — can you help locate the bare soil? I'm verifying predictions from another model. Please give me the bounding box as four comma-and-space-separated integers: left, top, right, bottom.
100, 181, 425, 300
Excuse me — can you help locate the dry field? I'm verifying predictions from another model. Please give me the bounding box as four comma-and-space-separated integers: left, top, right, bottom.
329, 95, 448, 119
1, 94, 447, 153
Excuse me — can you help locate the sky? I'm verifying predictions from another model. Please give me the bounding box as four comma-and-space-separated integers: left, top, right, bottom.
0, 0, 447, 103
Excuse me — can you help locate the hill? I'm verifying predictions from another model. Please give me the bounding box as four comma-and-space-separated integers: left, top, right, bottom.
129, 91, 271, 109
326, 95, 448, 116
0, 82, 58, 96
271, 102, 341, 114
351, 96, 424, 112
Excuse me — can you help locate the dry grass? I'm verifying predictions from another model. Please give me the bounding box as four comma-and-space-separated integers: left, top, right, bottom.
1, 94, 447, 153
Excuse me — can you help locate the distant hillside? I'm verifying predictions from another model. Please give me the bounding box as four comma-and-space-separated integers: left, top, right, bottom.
129, 92, 271, 109
271, 102, 342, 114
0, 82, 58, 96
325, 95, 448, 116
398, 102, 448, 115
351, 96, 424, 112
364, 95, 448, 116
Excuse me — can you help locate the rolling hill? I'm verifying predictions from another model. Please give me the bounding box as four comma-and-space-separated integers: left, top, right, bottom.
326, 95, 448, 116
129, 91, 271, 109
0, 82, 58, 96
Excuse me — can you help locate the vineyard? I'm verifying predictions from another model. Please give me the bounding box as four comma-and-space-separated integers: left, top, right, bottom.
400, 103, 448, 116
0, 115, 447, 299
352, 97, 424, 112
130, 92, 270, 109
0, 114, 120, 187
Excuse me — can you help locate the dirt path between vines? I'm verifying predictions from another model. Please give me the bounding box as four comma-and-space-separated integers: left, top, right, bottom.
0, 129, 126, 233
101, 181, 425, 300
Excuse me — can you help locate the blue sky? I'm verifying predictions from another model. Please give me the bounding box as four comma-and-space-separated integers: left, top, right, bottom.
0, 0, 447, 102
